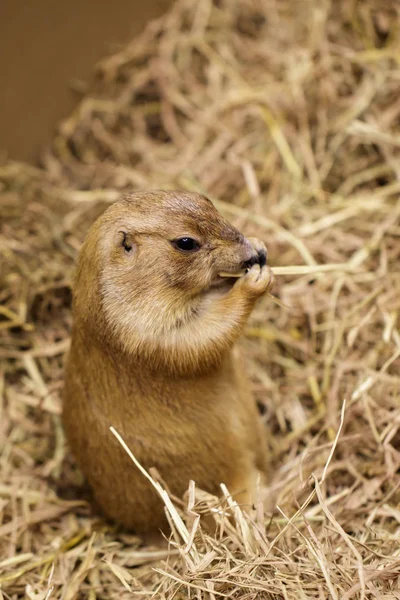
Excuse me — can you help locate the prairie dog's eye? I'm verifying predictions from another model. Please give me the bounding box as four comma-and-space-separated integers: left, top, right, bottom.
172, 237, 201, 252
119, 232, 133, 253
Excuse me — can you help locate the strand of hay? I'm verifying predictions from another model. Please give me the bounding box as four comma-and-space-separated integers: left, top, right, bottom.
1, 0, 400, 597
219, 263, 358, 278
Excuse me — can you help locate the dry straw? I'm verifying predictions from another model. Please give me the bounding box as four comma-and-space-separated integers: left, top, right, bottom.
1, 0, 400, 598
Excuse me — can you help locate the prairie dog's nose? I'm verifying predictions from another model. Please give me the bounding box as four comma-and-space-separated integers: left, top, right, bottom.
241, 240, 267, 269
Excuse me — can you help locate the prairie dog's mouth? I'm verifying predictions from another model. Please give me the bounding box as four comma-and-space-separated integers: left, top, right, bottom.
210, 269, 245, 290
212, 245, 265, 286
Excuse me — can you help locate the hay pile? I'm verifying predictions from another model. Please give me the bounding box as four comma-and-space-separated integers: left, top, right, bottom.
1, 0, 400, 597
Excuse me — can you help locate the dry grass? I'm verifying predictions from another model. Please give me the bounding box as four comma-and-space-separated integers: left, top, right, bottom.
1, 0, 400, 597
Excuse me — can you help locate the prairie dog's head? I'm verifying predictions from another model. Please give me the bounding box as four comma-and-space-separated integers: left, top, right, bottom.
73, 190, 264, 346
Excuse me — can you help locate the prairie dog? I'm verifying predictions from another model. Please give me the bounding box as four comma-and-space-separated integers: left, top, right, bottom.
63, 190, 274, 532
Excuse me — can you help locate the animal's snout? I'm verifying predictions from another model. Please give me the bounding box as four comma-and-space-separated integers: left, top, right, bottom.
242, 248, 267, 269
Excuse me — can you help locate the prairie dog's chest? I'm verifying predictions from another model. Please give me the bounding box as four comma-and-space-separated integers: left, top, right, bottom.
76, 346, 248, 436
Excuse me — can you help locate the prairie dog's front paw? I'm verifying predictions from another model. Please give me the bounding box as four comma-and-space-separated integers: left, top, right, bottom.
236, 264, 275, 297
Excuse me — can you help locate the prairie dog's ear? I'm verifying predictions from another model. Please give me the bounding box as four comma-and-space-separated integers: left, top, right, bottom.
116, 230, 135, 254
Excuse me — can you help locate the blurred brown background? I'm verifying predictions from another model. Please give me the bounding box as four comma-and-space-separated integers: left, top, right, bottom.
0, 0, 171, 163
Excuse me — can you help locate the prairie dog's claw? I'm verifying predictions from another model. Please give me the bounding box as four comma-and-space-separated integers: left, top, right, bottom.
236, 263, 275, 297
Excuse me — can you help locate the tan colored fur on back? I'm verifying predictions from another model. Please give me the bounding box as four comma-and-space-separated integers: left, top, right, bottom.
63, 190, 274, 532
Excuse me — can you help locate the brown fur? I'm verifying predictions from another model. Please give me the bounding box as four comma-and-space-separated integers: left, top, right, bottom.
63, 190, 274, 533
